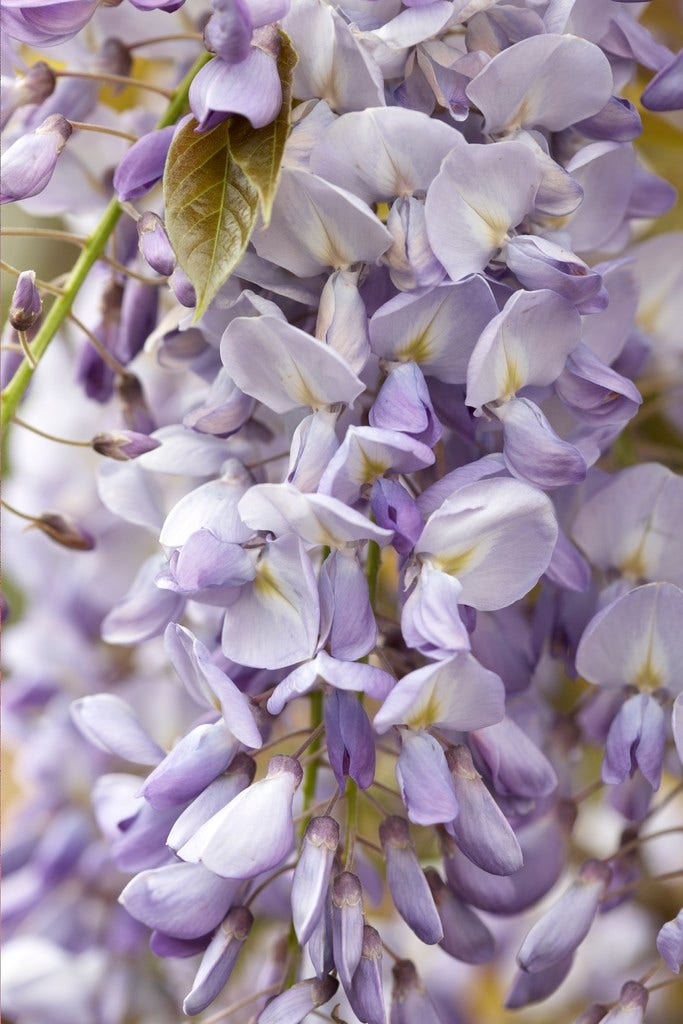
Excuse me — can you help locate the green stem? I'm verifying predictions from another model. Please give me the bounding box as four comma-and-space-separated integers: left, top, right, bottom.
0, 50, 211, 431
299, 689, 324, 839
365, 539, 381, 607
343, 779, 358, 869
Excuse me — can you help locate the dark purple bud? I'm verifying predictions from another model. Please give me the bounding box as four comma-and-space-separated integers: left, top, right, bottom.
505, 955, 574, 1009
390, 960, 442, 1024
92, 430, 161, 462
443, 802, 574, 914
349, 925, 386, 1024
600, 981, 648, 1023
379, 817, 442, 945
258, 975, 339, 1024
445, 745, 523, 877
332, 871, 364, 991
1, 114, 72, 204
77, 339, 115, 402
112, 278, 159, 366
9, 271, 42, 331
291, 816, 339, 945
575, 96, 642, 142
96, 37, 133, 78
170, 265, 197, 307
138, 212, 176, 277
112, 125, 175, 201
325, 689, 376, 793
32, 511, 95, 551
517, 859, 612, 973
370, 478, 423, 557
115, 372, 156, 434
183, 906, 253, 1015
424, 868, 494, 964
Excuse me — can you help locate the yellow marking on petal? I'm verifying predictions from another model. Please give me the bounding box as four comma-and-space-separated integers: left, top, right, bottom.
397, 329, 433, 364
360, 450, 389, 484
633, 660, 661, 691
406, 690, 442, 731
501, 353, 524, 400
294, 375, 324, 409
620, 546, 648, 581
253, 562, 296, 613
637, 299, 661, 337
435, 547, 476, 577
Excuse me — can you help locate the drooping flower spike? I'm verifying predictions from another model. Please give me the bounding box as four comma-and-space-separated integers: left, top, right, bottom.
2, 1, 683, 1022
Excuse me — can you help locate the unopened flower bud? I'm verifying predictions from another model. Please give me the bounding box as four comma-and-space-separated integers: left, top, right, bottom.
424, 868, 494, 964
32, 512, 95, 551
390, 960, 442, 1024
9, 271, 41, 331
600, 981, 648, 1023
96, 37, 133, 79
348, 925, 385, 1024
445, 744, 523, 876
170, 266, 196, 307
115, 372, 156, 434
517, 859, 612, 974
138, 212, 176, 277
91, 429, 160, 461
291, 816, 339, 945
379, 817, 442, 945
183, 906, 253, 1016
0, 62, 56, 130
0, 114, 72, 204
332, 871, 364, 991
506, 956, 574, 1010
258, 974, 339, 1024
112, 125, 175, 201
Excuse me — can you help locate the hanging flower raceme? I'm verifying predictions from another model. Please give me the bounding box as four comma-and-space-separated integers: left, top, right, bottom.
2, 1, 683, 1022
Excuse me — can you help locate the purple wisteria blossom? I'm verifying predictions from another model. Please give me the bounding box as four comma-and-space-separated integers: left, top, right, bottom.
2, 2, 683, 1023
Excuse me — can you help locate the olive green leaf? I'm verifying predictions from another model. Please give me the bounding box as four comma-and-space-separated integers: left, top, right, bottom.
163, 116, 259, 321
230, 31, 298, 226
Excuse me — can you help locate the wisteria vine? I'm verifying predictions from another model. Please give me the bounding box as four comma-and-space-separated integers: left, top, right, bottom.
1, 2, 683, 1023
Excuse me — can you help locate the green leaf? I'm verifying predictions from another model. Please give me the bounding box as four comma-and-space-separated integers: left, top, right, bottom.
229, 31, 298, 226
163, 116, 259, 321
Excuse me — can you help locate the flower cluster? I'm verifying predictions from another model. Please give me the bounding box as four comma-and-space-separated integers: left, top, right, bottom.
2, 1, 683, 1023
